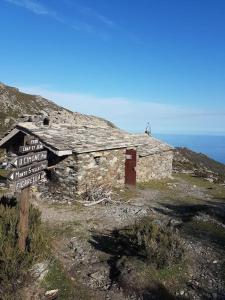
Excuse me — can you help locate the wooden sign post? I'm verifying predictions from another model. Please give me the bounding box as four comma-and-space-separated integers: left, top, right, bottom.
8, 136, 47, 252
17, 187, 30, 252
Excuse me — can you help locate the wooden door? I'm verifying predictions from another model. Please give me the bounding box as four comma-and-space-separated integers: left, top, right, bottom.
125, 149, 137, 186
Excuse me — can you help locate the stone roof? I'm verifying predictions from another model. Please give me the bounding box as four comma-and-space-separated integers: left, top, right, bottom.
1, 122, 173, 156
131, 134, 173, 157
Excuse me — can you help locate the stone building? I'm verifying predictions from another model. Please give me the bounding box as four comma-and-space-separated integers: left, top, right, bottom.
0, 120, 173, 196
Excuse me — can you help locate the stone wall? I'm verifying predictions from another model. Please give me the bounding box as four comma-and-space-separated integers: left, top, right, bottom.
40, 148, 173, 202
137, 150, 173, 182
39, 149, 126, 201
76, 149, 126, 193
40, 155, 78, 202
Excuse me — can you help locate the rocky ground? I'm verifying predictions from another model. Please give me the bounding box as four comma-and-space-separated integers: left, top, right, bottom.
21, 173, 225, 300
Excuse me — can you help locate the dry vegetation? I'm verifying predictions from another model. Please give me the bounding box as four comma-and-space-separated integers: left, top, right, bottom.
0, 196, 50, 299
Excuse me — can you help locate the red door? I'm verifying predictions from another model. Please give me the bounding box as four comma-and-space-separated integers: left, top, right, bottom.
125, 149, 137, 186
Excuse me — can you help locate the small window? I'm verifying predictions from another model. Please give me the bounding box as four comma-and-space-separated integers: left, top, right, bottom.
43, 117, 50, 126
94, 156, 101, 165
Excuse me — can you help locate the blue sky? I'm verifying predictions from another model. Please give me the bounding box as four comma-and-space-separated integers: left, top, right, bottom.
0, 0, 225, 134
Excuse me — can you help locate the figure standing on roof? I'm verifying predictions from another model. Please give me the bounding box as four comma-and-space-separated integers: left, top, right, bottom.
145, 122, 151, 136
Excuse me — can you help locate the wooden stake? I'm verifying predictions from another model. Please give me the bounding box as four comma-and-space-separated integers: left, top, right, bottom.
18, 187, 30, 252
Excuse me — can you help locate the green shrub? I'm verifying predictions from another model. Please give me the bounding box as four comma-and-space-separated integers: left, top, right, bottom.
130, 218, 185, 268
0, 197, 50, 299
91, 218, 187, 298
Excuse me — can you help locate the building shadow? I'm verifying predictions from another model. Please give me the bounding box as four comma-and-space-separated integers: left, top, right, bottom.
154, 200, 225, 224
154, 200, 225, 249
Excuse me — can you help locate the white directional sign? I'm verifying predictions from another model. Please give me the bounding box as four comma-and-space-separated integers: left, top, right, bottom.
8, 161, 48, 181
26, 138, 40, 145
15, 171, 46, 191
11, 151, 47, 168
19, 143, 44, 153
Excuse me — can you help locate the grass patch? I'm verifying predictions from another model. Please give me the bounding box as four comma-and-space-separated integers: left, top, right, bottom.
182, 219, 225, 248
137, 178, 175, 191
118, 257, 189, 297
42, 259, 96, 300
175, 173, 225, 200
174, 173, 213, 188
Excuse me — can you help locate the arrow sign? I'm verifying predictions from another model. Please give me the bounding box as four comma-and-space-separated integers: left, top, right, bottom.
8, 161, 48, 181
11, 151, 47, 168
15, 171, 46, 191
19, 143, 44, 154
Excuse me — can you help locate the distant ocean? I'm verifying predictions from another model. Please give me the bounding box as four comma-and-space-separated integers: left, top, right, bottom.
155, 134, 225, 165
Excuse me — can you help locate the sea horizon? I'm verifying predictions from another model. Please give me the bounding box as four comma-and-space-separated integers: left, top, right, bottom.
150, 133, 225, 165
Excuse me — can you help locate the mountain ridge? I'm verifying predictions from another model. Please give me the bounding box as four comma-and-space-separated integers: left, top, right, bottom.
0, 82, 116, 138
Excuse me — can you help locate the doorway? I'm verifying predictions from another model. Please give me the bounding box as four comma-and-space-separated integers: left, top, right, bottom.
125, 149, 137, 186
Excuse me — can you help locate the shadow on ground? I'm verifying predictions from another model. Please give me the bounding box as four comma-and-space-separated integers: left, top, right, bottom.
89, 230, 182, 300
155, 200, 225, 223
154, 200, 225, 249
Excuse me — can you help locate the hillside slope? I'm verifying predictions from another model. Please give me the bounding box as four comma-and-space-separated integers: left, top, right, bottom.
0, 82, 116, 137
173, 147, 225, 183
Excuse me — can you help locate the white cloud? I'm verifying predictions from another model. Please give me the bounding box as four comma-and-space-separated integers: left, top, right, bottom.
20, 86, 225, 135
4, 0, 110, 40
4, 0, 52, 15
79, 6, 117, 29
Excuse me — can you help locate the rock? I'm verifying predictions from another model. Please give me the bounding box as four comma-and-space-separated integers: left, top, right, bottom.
31, 261, 49, 281
45, 289, 59, 299
90, 271, 104, 281
168, 218, 182, 227
4, 118, 10, 125
180, 290, 185, 295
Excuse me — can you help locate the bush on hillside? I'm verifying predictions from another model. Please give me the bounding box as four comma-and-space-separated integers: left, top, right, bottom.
131, 218, 185, 268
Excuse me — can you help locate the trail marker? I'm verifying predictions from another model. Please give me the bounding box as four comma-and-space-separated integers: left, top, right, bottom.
7, 135, 48, 252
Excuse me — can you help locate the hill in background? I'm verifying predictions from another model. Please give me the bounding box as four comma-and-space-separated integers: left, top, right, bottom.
174, 147, 225, 183
0, 82, 116, 138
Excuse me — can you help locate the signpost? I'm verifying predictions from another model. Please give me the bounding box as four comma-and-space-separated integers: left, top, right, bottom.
15, 171, 46, 190
11, 151, 47, 168
8, 136, 47, 252
19, 143, 44, 154
8, 161, 47, 181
